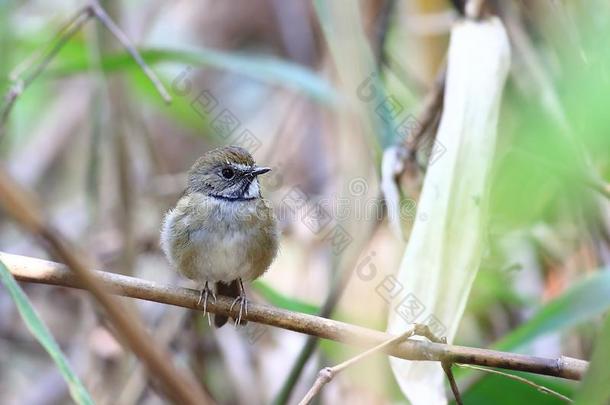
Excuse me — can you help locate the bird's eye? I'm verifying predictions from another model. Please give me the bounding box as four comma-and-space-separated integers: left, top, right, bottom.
221, 168, 235, 179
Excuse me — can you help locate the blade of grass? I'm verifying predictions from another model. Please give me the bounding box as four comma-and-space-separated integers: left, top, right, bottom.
456, 370, 575, 405
125, 69, 213, 132
457, 270, 610, 399
0, 259, 94, 405
574, 312, 610, 405
49, 46, 337, 105
253, 280, 319, 315
494, 269, 610, 352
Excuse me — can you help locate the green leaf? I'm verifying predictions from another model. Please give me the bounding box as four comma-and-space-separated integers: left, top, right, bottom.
494, 269, 610, 352
126, 69, 214, 133
458, 270, 610, 400
574, 313, 610, 405
253, 280, 319, 315
0, 259, 94, 405
50, 46, 337, 105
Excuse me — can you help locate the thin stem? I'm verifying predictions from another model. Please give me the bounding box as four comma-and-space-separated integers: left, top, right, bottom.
334, 327, 414, 374
9, 6, 92, 82
273, 220, 380, 405
404, 64, 446, 159
295, 327, 436, 405
22, 7, 94, 89
0, 1, 171, 140
374, 0, 397, 69
0, 7, 94, 138
457, 364, 573, 403
442, 362, 464, 405
89, 1, 171, 104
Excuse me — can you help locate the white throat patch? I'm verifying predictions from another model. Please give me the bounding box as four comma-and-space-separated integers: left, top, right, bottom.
244, 178, 260, 199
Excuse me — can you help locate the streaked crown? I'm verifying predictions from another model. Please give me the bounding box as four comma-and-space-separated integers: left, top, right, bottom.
188, 146, 270, 200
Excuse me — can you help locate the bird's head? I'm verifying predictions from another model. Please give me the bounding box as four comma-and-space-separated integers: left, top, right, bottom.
187, 146, 271, 200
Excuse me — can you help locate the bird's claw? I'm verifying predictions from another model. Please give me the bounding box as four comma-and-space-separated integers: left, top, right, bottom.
229, 295, 248, 326
197, 282, 216, 318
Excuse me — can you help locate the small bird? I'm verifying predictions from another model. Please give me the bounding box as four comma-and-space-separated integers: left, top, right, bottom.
161, 146, 279, 327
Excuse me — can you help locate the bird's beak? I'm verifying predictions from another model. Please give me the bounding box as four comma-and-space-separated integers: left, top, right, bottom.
251, 166, 271, 176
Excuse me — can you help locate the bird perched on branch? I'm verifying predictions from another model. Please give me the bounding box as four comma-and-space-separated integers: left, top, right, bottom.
161, 146, 279, 327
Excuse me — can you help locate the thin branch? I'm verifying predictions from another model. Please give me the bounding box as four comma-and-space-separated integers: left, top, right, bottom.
298, 327, 417, 405
0, 251, 589, 382
274, 219, 381, 405
0, 7, 94, 139
299, 324, 463, 405
457, 364, 573, 403
442, 362, 464, 405
392, 55, 446, 174
399, 0, 488, 167
10, 7, 94, 86
374, 0, 396, 69
0, 172, 211, 405
0, 2, 170, 140
405, 64, 446, 158
89, 1, 171, 103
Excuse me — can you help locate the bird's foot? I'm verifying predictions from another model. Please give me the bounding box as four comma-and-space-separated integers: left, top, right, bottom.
229, 295, 248, 326
197, 282, 216, 318
230, 279, 248, 326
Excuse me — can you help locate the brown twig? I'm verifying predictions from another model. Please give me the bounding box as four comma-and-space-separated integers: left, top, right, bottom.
298, 327, 416, 405
373, 0, 397, 69
0, 2, 170, 140
0, 172, 211, 405
88, 1, 171, 103
442, 361, 464, 405
274, 219, 381, 405
0, 251, 589, 382
298, 324, 462, 405
403, 64, 446, 159
0, 7, 94, 139
399, 0, 488, 166
457, 364, 573, 403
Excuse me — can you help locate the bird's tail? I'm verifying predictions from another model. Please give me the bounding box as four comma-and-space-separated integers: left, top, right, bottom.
214, 280, 244, 327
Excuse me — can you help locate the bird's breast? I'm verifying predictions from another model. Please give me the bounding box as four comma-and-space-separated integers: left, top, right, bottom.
164, 195, 278, 284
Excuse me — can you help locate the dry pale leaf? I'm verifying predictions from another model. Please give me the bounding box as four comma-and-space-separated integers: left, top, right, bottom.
387, 17, 511, 405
